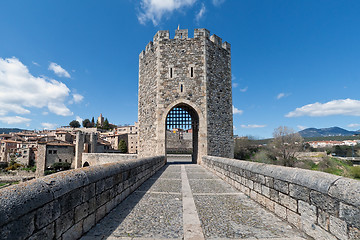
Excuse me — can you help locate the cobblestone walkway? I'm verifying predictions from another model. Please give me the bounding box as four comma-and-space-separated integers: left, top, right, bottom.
81, 159, 308, 240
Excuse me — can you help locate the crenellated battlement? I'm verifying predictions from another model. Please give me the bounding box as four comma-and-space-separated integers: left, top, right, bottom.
140, 28, 231, 58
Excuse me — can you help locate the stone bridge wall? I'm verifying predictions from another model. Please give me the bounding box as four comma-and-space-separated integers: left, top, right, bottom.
202, 156, 360, 240
0, 156, 165, 240
82, 153, 138, 167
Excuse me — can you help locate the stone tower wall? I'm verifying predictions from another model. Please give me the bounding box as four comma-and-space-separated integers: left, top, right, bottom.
138, 29, 233, 161
138, 38, 159, 158
206, 35, 234, 158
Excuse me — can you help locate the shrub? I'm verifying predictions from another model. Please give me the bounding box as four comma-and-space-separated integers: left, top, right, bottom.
51, 162, 71, 171
350, 166, 360, 179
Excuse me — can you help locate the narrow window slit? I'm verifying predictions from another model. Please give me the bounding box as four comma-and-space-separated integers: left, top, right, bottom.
190, 67, 194, 78
181, 84, 183, 92
170, 68, 173, 78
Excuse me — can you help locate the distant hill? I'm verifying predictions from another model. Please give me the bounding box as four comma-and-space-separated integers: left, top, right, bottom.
0, 128, 25, 134
298, 127, 360, 138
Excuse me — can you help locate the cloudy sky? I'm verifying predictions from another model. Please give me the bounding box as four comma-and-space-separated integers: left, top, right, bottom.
0, 0, 360, 138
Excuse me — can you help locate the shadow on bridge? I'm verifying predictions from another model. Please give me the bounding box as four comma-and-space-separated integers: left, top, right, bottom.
82, 161, 186, 239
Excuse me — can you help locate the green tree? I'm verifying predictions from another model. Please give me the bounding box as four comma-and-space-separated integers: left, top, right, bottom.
271, 126, 304, 167
118, 139, 127, 153
91, 117, 95, 127
69, 120, 80, 128
82, 119, 91, 128
103, 118, 110, 130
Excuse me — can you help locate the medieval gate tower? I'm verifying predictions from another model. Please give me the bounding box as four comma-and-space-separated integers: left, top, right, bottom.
138, 28, 233, 163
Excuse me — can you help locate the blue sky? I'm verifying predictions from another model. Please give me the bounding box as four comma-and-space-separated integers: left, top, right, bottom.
0, 0, 360, 138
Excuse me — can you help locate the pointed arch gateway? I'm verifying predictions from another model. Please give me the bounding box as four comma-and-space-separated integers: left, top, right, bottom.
165, 103, 200, 163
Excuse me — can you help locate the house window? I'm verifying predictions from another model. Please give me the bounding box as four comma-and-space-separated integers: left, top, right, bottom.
59, 159, 62, 162
53, 150, 57, 154
48, 150, 52, 154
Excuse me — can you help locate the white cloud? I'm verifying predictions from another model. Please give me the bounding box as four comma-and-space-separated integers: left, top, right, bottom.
70, 93, 84, 104
76, 116, 83, 123
297, 125, 308, 130
232, 82, 238, 88
48, 62, 71, 78
277, 93, 285, 100
212, 0, 225, 6
0, 116, 31, 125
348, 123, 360, 129
241, 124, 266, 129
240, 87, 248, 92
233, 105, 243, 115
0, 57, 73, 117
32, 61, 40, 66
41, 122, 57, 130
195, 3, 206, 23
138, 0, 196, 25
233, 125, 237, 131
286, 99, 360, 117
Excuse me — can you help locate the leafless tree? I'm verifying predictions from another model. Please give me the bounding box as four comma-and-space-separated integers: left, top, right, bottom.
271, 126, 304, 167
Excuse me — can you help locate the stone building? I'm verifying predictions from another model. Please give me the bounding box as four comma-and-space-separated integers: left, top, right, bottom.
138, 28, 233, 163
35, 140, 75, 177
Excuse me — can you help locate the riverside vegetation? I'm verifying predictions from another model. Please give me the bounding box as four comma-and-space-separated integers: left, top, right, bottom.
235, 126, 360, 180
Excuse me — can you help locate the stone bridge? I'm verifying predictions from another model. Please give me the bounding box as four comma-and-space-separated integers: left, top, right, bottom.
0, 155, 359, 240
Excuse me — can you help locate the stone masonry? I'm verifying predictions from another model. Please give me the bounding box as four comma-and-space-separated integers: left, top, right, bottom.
138, 29, 234, 163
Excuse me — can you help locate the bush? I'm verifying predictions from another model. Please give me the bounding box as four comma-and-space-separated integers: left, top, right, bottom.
5, 163, 22, 171
51, 162, 71, 171
350, 166, 360, 179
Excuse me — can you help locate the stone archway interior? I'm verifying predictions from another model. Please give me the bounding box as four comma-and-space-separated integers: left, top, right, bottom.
165, 104, 199, 163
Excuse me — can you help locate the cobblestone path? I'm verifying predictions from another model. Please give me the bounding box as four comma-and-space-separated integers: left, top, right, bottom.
81, 158, 308, 240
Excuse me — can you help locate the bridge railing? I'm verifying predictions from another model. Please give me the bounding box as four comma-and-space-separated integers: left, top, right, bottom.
0, 156, 165, 240
202, 156, 360, 240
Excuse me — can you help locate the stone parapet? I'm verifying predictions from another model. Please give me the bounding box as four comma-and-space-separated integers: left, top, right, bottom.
202, 156, 360, 240
0, 156, 165, 239
82, 153, 138, 166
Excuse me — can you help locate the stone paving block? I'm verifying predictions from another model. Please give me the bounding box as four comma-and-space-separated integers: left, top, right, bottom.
329, 215, 348, 240
189, 179, 236, 194
194, 194, 304, 239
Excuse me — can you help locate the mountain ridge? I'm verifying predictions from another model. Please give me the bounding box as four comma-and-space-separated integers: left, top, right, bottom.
298, 127, 360, 138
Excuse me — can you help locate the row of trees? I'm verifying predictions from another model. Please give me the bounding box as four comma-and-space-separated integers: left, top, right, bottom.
68, 117, 113, 130
235, 126, 304, 167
